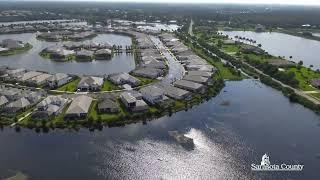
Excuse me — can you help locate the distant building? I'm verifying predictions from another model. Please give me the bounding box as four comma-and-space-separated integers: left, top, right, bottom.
75, 49, 94, 60
255, 24, 266, 32
223, 39, 236, 45
1, 39, 24, 49
240, 44, 265, 55
94, 49, 112, 60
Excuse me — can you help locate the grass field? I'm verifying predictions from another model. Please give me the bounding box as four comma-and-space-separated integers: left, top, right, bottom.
286, 67, 320, 91
56, 77, 81, 92
101, 80, 120, 91
135, 76, 158, 86
221, 44, 240, 53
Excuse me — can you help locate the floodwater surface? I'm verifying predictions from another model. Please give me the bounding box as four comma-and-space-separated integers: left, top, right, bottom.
0, 80, 319, 180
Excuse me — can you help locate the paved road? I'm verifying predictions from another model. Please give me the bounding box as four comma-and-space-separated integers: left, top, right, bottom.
149, 35, 185, 84
188, 19, 194, 36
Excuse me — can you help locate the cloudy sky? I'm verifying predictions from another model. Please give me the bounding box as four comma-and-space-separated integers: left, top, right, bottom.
9, 0, 320, 5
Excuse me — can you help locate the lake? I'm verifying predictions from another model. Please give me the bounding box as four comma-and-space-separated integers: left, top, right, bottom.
0, 79, 319, 180
221, 31, 320, 69
0, 33, 135, 76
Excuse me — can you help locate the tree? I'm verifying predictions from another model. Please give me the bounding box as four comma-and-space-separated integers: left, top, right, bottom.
298, 60, 303, 66
258, 44, 262, 48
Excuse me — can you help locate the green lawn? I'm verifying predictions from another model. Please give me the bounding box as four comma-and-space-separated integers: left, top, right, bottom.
101, 80, 121, 91
88, 100, 128, 122
135, 76, 158, 86
221, 44, 240, 53
56, 77, 81, 92
286, 67, 320, 91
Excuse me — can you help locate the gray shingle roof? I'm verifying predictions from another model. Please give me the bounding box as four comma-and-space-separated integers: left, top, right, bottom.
65, 95, 93, 115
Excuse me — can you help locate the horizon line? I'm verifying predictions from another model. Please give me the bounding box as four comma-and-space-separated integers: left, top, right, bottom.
1, 0, 320, 6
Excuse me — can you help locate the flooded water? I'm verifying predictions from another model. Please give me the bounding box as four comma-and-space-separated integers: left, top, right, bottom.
0, 80, 319, 180
0, 33, 135, 75
221, 31, 320, 69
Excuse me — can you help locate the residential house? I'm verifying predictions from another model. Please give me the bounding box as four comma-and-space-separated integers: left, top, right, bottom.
6, 68, 25, 78
77, 76, 104, 91
139, 85, 168, 105
158, 85, 192, 100
3, 97, 31, 113
32, 96, 69, 120
183, 75, 210, 85
28, 73, 53, 86
64, 95, 93, 119
108, 73, 141, 87
97, 98, 120, 113
174, 80, 206, 93
45, 45, 75, 59
120, 91, 148, 112
0, 96, 9, 108
187, 71, 213, 77
47, 73, 71, 88
75, 49, 94, 60
131, 67, 164, 79
94, 49, 112, 60
0, 88, 22, 101
1, 39, 24, 49
18, 71, 43, 82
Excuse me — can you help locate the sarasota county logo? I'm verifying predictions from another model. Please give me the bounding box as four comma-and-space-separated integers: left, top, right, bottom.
251, 153, 304, 171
